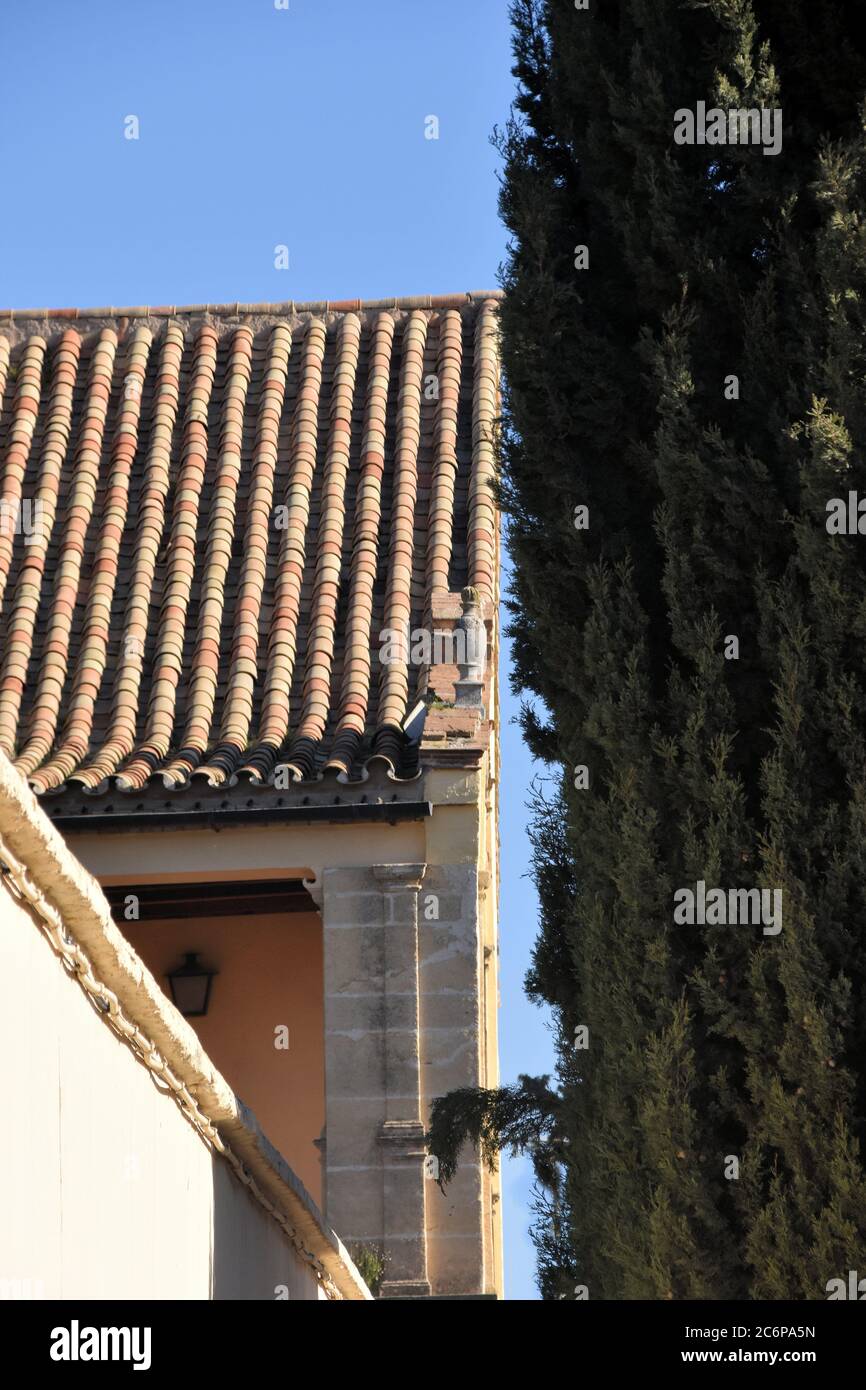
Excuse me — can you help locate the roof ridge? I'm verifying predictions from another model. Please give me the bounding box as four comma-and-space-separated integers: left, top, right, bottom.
0, 290, 504, 323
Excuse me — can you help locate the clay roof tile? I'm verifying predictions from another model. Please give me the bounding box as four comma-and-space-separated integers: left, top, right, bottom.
0, 295, 501, 803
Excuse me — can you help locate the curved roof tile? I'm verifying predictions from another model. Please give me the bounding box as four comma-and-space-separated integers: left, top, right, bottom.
0, 296, 501, 801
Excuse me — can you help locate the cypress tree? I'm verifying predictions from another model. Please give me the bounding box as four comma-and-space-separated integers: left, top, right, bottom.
429, 0, 866, 1298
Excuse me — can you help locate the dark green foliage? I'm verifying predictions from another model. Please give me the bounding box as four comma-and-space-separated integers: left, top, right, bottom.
349, 1244, 386, 1297
434, 0, 866, 1298
428, 1075, 561, 1186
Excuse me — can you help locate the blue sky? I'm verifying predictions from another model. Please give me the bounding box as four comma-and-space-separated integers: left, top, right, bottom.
0, 0, 555, 1299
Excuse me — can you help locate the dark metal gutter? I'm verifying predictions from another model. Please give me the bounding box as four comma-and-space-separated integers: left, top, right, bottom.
52, 800, 433, 834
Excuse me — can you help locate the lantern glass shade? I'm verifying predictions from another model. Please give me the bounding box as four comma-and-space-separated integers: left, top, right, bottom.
167, 952, 217, 1018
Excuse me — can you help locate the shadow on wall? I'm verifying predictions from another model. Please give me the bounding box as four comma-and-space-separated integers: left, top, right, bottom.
210, 1155, 325, 1301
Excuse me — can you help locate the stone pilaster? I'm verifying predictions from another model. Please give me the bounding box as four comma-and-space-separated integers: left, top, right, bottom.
373, 862, 430, 1298
416, 861, 487, 1294
321, 867, 387, 1254
321, 863, 431, 1299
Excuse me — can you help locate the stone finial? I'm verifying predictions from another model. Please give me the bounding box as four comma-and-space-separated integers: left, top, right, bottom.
454, 586, 487, 708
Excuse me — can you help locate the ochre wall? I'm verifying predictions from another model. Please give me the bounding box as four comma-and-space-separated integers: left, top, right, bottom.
121, 909, 325, 1205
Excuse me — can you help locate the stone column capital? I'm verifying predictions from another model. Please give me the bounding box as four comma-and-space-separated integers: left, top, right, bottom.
372, 862, 427, 892
378, 1119, 427, 1154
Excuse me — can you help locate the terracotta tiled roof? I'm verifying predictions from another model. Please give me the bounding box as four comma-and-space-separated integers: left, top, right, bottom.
0, 293, 500, 804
